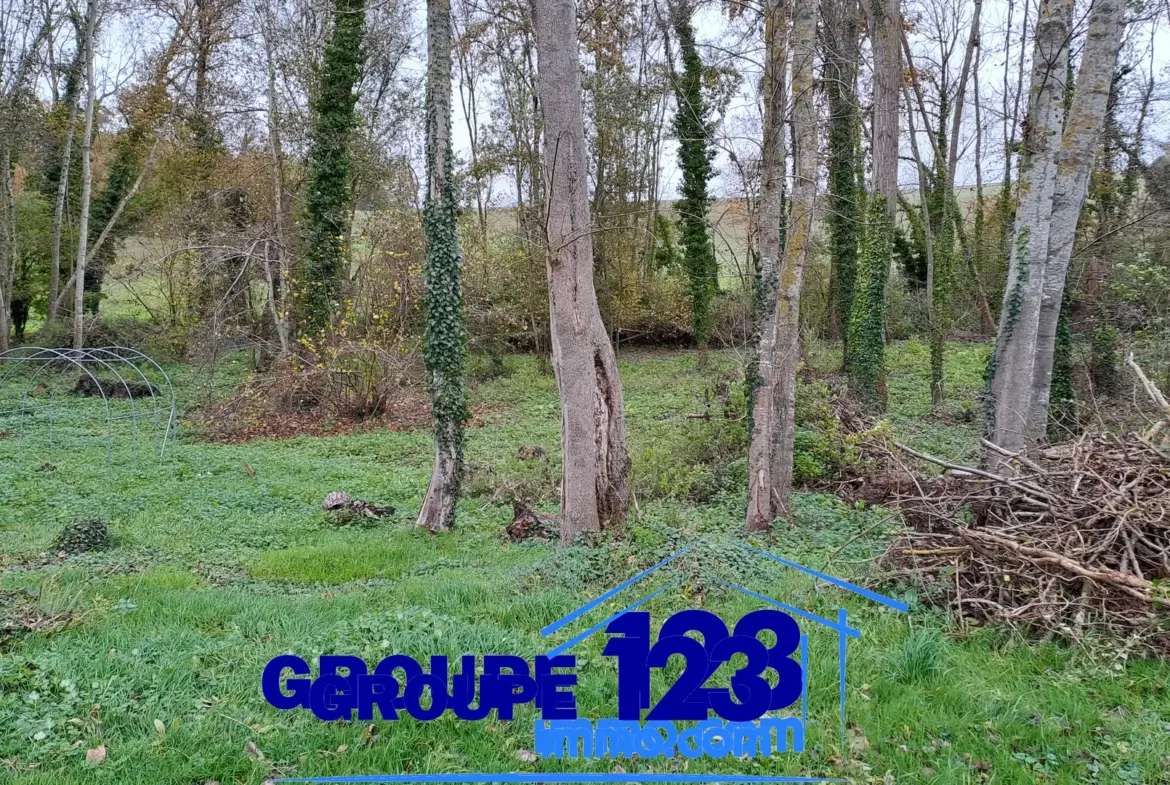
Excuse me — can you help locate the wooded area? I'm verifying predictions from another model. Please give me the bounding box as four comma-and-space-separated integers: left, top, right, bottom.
2, 0, 1170, 777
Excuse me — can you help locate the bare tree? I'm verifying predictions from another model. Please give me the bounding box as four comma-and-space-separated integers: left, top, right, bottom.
745, 0, 787, 532
71, 0, 98, 349
1027, 0, 1126, 433
531, 0, 630, 543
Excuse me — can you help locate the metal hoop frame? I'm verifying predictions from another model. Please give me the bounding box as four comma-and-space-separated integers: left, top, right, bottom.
0, 346, 177, 470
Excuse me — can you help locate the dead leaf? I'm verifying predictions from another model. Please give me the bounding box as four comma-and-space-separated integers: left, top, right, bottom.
153, 719, 166, 736
336, 744, 349, 753
244, 741, 265, 761
85, 745, 106, 764
847, 726, 870, 755
515, 749, 538, 763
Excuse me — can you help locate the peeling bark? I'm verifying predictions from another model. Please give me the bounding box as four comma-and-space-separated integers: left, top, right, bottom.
531, 0, 630, 544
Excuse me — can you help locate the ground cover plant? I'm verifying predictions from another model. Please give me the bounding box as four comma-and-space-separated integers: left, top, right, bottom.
1, 345, 1168, 784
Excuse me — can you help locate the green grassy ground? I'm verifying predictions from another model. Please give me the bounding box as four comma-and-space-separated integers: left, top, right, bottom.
1, 346, 1167, 784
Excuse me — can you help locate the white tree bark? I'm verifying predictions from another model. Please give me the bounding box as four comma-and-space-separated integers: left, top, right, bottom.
987, 0, 1072, 461
746, 0, 788, 532
1028, 0, 1126, 432
72, 0, 99, 350
531, 0, 630, 543
48, 76, 81, 323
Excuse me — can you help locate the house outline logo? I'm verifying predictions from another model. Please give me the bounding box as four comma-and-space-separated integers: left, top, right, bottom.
275, 540, 908, 785
536, 540, 909, 761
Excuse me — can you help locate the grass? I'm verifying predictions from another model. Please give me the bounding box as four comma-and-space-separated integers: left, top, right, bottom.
1, 345, 1167, 784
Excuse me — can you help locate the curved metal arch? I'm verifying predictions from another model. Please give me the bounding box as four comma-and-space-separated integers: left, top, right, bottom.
2, 347, 117, 468
95, 345, 178, 453
0, 346, 179, 468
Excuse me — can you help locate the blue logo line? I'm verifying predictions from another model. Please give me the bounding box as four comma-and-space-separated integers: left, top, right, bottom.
273, 775, 847, 784
540, 544, 696, 637
735, 542, 909, 612
546, 579, 680, 657
715, 581, 860, 638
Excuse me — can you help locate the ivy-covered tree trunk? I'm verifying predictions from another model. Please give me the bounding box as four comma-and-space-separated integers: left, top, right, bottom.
848, 196, 890, 410
746, 0, 818, 533
668, 0, 717, 351
868, 0, 899, 223
929, 119, 954, 409
298, 0, 367, 337
823, 0, 860, 359
417, 0, 468, 533
532, 0, 631, 544
745, 0, 787, 533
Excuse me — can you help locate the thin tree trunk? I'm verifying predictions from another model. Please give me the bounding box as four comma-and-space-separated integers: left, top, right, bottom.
970, 41, 995, 334
1028, 0, 1126, 433
48, 84, 81, 323
260, 0, 290, 354
0, 148, 13, 352
72, 0, 99, 350
746, 0, 788, 532
418, 0, 469, 532
531, 0, 630, 543
868, 0, 899, 221
987, 0, 1072, 461
751, 0, 818, 531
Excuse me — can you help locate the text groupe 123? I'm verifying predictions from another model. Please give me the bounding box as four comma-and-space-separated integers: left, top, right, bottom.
260, 608, 807, 758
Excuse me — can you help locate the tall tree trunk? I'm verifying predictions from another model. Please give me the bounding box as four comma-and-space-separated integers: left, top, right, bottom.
72, 0, 99, 350
846, 0, 897, 408
746, 0, 788, 532
747, 0, 818, 533
298, 0, 367, 336
668, 0, 717, 351
987, 0, 1073, 460
868, 0, 899, 221
824, 0, 860, 357
260, 0, 290, 354
48, 80, 81, 323
417, 0, 469, 532
0, 148, 13, 352
1028, 0, 1125, 433
531, 0, 630, 543
970, 45, 996, 335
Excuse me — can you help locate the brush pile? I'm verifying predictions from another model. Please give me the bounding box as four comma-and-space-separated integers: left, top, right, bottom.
878, 434, 1170, 648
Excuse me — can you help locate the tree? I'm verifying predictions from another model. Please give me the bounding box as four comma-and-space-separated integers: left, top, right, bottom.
46, 11, 84, 324
746, 0, 819, 532
823, 0, 860, 361
848, 0, 898, 407
988, 0, 1125, 459
667, 0, 718, 351
416, 0, 468, 533
72, 0, 99, 349
531, 0, 630, 544
299, 0, 367, 336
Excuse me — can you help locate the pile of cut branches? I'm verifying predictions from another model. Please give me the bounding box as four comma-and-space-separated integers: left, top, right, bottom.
879, 435, 1170, 648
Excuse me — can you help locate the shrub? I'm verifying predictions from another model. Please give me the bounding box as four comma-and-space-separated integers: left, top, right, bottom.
55, 519, 111, 553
